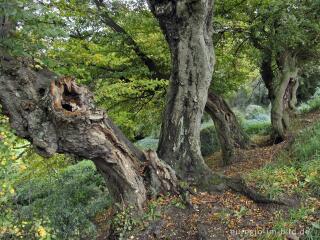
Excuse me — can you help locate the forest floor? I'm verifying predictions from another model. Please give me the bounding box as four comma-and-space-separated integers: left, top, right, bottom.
96, 110, 320, 240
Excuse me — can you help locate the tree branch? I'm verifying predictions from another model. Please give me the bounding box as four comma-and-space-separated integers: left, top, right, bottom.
93, 0, 167, 80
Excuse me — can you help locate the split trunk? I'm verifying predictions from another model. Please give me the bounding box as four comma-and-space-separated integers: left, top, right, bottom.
260, 51, 299, 142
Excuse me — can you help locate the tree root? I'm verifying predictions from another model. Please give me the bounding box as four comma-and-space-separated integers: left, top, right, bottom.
224, 176, 286, 205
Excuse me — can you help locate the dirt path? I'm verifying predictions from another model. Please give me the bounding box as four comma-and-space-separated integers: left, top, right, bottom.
135, 111, 320, 239
97, 110, 320, 240
207, 110, 320, 177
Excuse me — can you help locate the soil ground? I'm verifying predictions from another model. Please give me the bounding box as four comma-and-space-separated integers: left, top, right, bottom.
96, 110, 320, 240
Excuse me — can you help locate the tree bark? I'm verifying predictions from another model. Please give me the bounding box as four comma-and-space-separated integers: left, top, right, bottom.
259, 50, 299, 142
0, 57, 279, 209
289, 78, 299, 110
205, 92, 250, 165
0, 6, 282, 218
0, 53, 239, 215
0, 56, 179, 210
92, 3, 248, 161
270, 52, 298, 142
148, 0, 215, 181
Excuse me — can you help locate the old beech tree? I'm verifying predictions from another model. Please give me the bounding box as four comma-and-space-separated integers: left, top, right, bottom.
148, 0, 215, 180
1, 1, 273, 210
94, 0, 250, 166
0, 0, 219, 209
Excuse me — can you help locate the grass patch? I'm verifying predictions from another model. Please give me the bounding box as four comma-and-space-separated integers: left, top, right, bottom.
243, 120, 272, 136
247, 121, 320, 198
246, 121, 320, 239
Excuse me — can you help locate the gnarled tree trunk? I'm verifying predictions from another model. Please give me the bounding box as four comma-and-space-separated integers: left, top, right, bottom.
205, 92, 250, 165
270, 52, 298, 142
0, 5, 282, 218
92, 2, 248, 164
1, 57, 277, 210
0, 56, 179, 210
289, 78, 299, 110
148, 0, 215, 181
260, 50, 299, 143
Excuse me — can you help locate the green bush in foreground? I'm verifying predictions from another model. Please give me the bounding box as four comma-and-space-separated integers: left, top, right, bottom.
1, 160, 111, 240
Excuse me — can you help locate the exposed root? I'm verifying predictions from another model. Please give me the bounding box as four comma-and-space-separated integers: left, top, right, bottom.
225, 176, 286, 205
143, 150, 180, 197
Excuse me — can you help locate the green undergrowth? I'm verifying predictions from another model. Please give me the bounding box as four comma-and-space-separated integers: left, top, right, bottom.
246, 121, 320, 239
247, 121, 320, 198
1, 156, 111, 239
243, 120, 272, 136
258, 207, 320, 240
298, 88, 320, 114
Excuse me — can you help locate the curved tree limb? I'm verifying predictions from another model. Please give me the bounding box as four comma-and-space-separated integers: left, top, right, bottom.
205, 92, 251, 165
0, 55, 179, 209
0, 56, 282, 209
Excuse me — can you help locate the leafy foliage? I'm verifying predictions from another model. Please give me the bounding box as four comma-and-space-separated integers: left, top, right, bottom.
1, 0, 320, 239
298, 88, 320, 114
200, 126, 220, 157
0, 115, 110, 240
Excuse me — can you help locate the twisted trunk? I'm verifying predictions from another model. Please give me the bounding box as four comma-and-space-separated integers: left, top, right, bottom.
148, 0, 215, 181
93, 2, 249, 161
270, 53, 298, 142
0, 56, 178, 210
0, 58, 277, 208
260, 51, 299, 142
0, 4, 282, 215
205, 92, 250, 165
289, 78, 299, 110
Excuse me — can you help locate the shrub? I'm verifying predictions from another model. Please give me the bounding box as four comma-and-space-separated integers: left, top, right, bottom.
1, 160, 111, 240
135, 137, 159, 150
243, 120, 272, 135
135, 123, 221, 157
245, 104, 267, 120
200, 126, 220, 157
233, 108, 246, 126
298, 87, 320, 113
